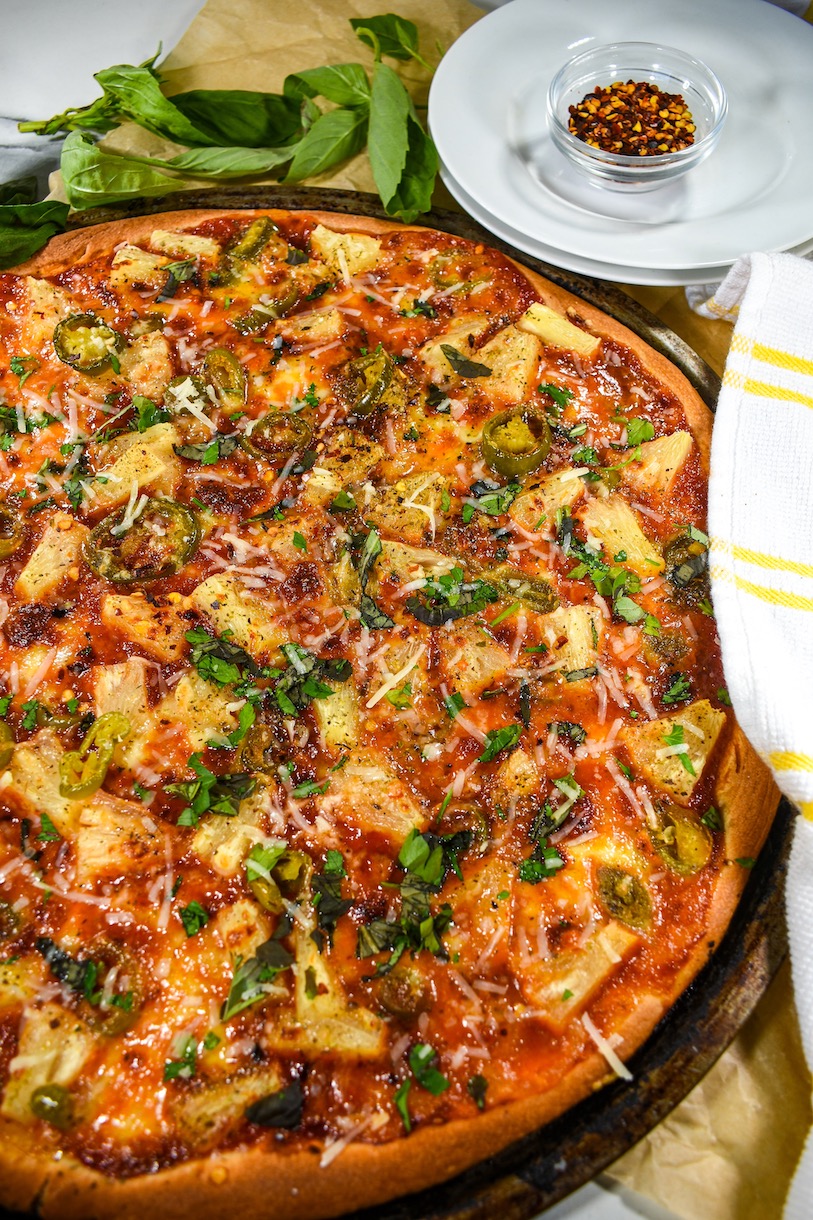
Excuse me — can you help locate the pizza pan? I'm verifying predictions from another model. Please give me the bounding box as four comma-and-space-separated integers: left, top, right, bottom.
1, 185, 789, 1220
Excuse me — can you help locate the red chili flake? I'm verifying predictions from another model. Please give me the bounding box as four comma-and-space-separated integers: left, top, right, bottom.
567, 80, 695, 156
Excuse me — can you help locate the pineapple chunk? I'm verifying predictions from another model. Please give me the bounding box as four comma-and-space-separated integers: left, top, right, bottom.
540, 604, 601, 679
0, 956, 47, 1014
312, 680, 360, 753
621, 699, 726, 805
439, 620, 513, 699
172, 1065, 284, 1149
21, 277, 73, 353
6, 730, 78, 836
149, 229, 221, 260
266, 887, 385, 1058
89, 422, 180, 510
1, 1002, 96, 1123
517, 302, 601, 358
318, 751, 425, 843
192, 780, 273, 876
155, 671, 238, 752
189, 574, 285, 660
14, 513, 89, 602
365, 472, 450, 545
509, 467, 586, 533
118, 331, 173, 401
110, 245, 170, 291
101, 593, 190, 663
494, 748, 540, 804
515, 920, 640, 1033
280, 307, 345, 343
93, 657, 152, 769
474, 325, 541, 403
309, 224, 381, 279
74, 795, 164, 883
377, 540, 456, 588
417, 314, 491, 382
622, 431, 694, 501
446, 856, 513, 973
579, 494, 664, 578
212, 898, 272, 962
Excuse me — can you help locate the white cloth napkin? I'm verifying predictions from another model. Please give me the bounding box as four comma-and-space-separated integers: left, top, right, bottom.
702, 252, 813, 1216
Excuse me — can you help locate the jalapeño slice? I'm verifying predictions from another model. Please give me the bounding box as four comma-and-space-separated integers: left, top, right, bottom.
0, 503, 24, 559
59, 711, 131, 799
240, 412, 313, 463
481, 405, 551, 478
232, 282, 300, 334
53, 313, 122, 373
345, 347, 394, 416
204, 348, 247, 411
84, 497, 200, 584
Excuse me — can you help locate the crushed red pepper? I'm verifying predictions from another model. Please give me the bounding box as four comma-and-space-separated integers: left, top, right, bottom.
568, 79, 695, 156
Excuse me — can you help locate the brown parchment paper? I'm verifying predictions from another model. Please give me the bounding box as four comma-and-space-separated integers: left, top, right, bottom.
53, 0, 813, 1214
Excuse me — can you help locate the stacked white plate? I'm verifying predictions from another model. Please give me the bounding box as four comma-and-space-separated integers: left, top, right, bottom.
428, 0, 813, 286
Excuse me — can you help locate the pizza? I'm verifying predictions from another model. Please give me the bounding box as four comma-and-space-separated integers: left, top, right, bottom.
0, 206, 777, 1219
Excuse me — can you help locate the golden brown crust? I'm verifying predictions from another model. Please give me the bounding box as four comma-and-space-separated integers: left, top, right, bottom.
0, 206, 778, 1219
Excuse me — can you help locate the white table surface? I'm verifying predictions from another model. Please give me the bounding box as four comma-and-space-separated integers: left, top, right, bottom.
0, 4, 688, 1218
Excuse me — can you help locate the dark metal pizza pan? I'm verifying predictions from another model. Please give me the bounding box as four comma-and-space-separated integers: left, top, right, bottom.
19, 184, 788, 1220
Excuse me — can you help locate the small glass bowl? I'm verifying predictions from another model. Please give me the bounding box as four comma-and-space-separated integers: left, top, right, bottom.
546, 42, 727, 192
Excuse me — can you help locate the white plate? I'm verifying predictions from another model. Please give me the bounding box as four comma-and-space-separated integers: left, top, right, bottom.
439, 163, 738, 287
429, 0, 813, 271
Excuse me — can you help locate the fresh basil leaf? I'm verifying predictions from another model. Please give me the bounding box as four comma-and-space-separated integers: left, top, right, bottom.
383, 113, 438, 223
93, 65, 217, 146
367, 62, 410, 209
179, 900, 209, 937
60, 133, 184, 211
441, 344, 492, 378
285, 106, 368, 183
174, 434, 238, 465
626, 417, 655, 446
167, 143, 298, 179
0, 176, 37, 206
245, 1081, 303, 1129
479, 724, 522, 764
408, 1043, 449, 1095
284, 64, 372, 108
170, 88, 302, 146
359, 593, 395, 630
0, 200, 70, 270
350, 14, 427, 66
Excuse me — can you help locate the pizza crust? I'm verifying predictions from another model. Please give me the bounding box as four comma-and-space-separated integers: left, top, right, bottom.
0, 206, 778, 1218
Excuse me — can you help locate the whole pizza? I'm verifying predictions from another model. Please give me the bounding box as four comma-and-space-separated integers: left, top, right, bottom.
0, 207, 777, 1218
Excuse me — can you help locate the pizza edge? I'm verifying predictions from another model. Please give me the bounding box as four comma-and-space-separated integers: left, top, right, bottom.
0, 208, 779, 1219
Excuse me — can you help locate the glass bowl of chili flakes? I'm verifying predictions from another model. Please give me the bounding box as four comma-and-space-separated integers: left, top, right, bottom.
546, 42, 727, 192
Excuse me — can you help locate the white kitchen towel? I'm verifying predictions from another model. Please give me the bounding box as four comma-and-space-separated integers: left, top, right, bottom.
704, 252, 813, 1217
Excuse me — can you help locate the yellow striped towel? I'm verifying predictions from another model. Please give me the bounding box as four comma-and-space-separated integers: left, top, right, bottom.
702, 252, 813, 1219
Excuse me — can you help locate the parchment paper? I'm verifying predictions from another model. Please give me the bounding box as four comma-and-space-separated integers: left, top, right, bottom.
67, 0, 813, 1213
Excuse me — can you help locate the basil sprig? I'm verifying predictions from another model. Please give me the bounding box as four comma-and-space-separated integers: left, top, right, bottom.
15, 14, 438, 237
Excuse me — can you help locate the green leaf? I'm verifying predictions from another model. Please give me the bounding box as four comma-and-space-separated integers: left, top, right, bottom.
170, 88, 302, 146
626, 418, 655, 446
663, 674, 692, 705
167, 144, 298, 179
467, 1074, 488, 1110
380, 113, 437, 224
93, 65, 217, 146
479, 724, 522, 764
441, 344, 492, 378
394, 1077, 412, 1131
0, 176, 37, 206
0, 200, 70, 271
350, 14, 427, 66
284, 64, 372, 108
408, 1043, 449, 1095
179, 900, 209, 937
60, 133, 184, 211
367, 62, 410, 208
285, 107, 368, 183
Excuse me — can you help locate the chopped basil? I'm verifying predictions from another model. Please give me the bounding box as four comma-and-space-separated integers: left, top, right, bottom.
467, 1074, 488, 1110
441, 344, 492, 378
175, 433, 239, 464
479, 724, 522, 763
221, 924, 294, 1021
168, 754, 256, 827
179, 900, 209, 937
625, 418, 655, 446
245, 1081, 304, 1128
662, 723, 697, 776
663, 674, 692, 705
408, 1043, 449, 1095
406, 565, 498, 626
